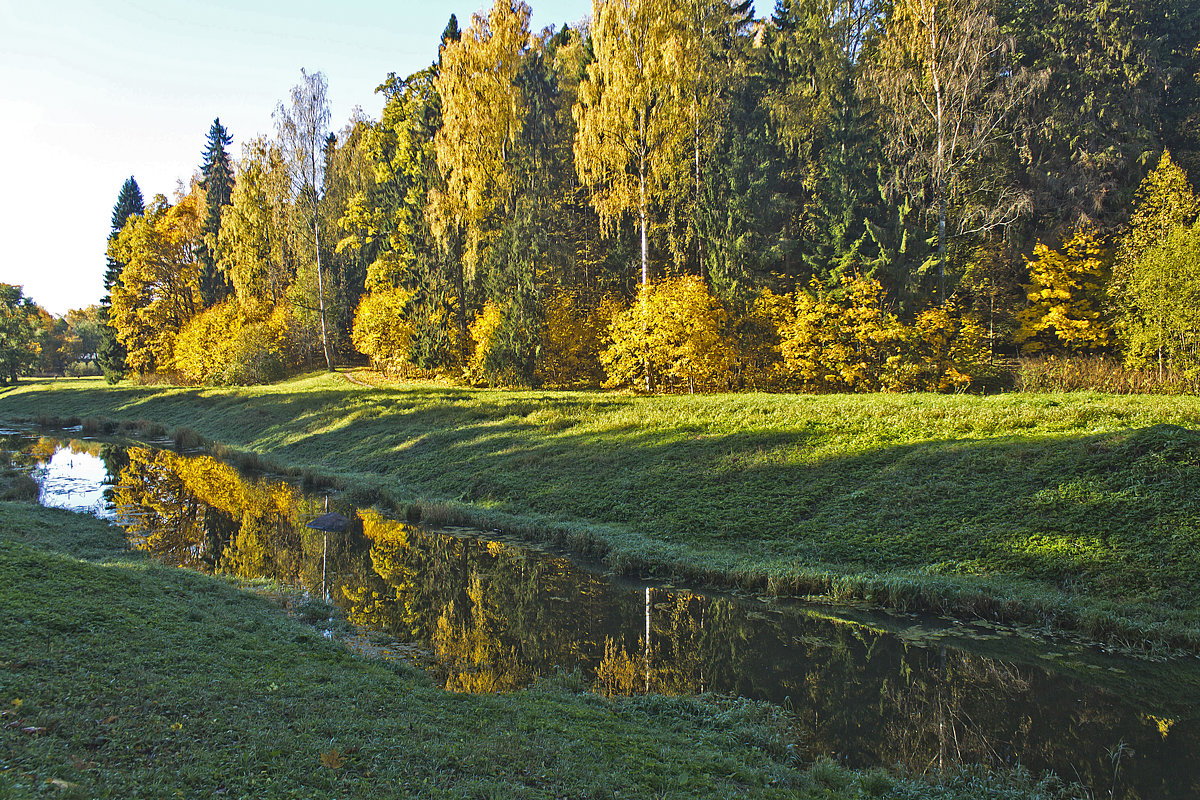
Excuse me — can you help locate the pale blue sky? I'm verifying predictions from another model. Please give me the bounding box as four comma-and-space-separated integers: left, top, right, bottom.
0, 0, 591, 314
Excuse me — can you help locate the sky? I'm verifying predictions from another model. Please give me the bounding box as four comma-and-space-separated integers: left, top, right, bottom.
0, 0, 591, 315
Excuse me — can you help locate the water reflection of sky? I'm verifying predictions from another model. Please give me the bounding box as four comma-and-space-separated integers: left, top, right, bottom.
35, 446, 114, 519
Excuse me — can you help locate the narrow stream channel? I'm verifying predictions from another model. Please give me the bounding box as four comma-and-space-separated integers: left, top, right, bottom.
5, 429, 1197, 799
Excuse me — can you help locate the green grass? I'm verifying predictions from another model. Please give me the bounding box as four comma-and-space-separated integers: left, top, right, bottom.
2, 372, 1199, 650
0, 502, 1082, 799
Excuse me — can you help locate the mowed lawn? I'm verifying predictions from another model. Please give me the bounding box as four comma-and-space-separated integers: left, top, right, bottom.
2, 373, 1198, 648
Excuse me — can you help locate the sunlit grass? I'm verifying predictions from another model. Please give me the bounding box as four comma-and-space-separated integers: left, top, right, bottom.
2, 373, 1199, 648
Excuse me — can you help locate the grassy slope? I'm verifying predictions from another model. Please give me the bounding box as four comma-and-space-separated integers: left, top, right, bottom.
2, 374, 1199, 648
0, 503, 1077, 799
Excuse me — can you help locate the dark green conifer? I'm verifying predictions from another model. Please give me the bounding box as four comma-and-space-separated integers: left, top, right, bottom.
198, 118, 235, 306
98, 176, 143, 383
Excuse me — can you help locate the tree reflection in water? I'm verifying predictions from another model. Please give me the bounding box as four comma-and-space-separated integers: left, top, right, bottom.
7, 432, 1196, 800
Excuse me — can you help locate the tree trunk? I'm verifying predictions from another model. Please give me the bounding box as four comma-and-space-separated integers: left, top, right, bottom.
314, 215, 334, 372
639, 146, 652, 393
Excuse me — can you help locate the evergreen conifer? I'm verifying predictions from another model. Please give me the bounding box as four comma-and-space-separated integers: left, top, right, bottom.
198, 118, 235, 306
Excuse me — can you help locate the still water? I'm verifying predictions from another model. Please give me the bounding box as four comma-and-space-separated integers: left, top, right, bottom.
6, 430, 1198, 799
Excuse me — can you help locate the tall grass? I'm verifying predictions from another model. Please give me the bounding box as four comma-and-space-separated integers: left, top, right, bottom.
1017, 355, 1200, 394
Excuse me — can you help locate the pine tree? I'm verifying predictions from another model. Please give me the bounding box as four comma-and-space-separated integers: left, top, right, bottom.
198, 118, 236, 306
98, 176, 144, 382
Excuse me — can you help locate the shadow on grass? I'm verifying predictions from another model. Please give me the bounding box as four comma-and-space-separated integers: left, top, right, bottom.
5, 381, 1199, 622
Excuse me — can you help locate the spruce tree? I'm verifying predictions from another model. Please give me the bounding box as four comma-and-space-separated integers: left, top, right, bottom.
104, 177, 144, 296
198, 118, 235, 306
98, 176, 143, 382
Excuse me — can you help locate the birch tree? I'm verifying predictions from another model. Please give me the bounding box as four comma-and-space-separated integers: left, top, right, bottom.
431, 0, 530, 280
574, 0, 692, 289
274, 68, 334, 371
430, 0, 532, 359
867, 0, 1038, 293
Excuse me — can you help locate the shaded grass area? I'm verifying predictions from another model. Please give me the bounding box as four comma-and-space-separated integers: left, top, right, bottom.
2, 374, 1199, 649
0, 503, 1081, 800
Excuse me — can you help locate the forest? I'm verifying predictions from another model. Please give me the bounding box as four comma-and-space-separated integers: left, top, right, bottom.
5, 0, 1200, 393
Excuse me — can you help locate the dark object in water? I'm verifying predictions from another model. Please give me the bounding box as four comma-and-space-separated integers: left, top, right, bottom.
307, 512, 349, 533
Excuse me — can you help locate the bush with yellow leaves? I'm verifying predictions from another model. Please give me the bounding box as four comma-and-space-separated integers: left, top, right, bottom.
1015, 226, 1112, 355
602, 276, 734, 393
352, 289, 416, 376
173, 300, 293, 385
779, 276, 992, 393
537, 288, 625, 388
780, 277, 904, 392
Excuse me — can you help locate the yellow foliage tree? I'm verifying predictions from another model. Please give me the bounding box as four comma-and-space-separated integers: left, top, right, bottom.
351, 289, 416, 376
108, 192, 203, 377
1015, 226, 1112, 355
467, 302, 507, 384
780, 277, 905, 392
780, 276, 990, 392
900, 302, 990, 392
430, 0, 531, 278
174, 299, 293, 385
602, 275, 732, 393
574, 0, 693, 288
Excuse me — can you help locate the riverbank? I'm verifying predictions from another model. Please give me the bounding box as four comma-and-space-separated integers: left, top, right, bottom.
2, 373, 1198, 652
0, 502, 1082, 799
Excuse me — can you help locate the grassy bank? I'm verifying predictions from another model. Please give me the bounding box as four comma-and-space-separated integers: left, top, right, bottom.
2, 373, 1199, 651
0, 502, 1080, 799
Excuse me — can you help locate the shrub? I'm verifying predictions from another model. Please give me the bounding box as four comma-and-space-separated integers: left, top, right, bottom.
780, 277, 905, 392
173, 300, 292, 385
351, 289, 415, 376
537, 288, 625, 388
602, 276, 733, 393
780, 276, 994, 393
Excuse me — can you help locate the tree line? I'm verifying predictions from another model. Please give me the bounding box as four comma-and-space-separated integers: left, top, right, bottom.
70, 0, 1200, 391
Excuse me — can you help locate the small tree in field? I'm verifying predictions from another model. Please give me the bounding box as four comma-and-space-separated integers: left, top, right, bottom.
352, 289, 415, 376
1118, 223, 1200, 379
1015, 226, 1112, 355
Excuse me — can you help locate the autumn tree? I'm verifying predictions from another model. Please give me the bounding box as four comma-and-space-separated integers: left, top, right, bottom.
429, 1, 533, 366
1117, 222, 1200, 378
602, 275, 732, 392
274, 68, 334, 371
351, 288, 415, 375
575, 0, 694, 288
1111, 151, 1200, 377
867, 0, 1038, 293
1015, 227, 1112, 355
218, 137, 295, 312
108, 191, 203, 377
